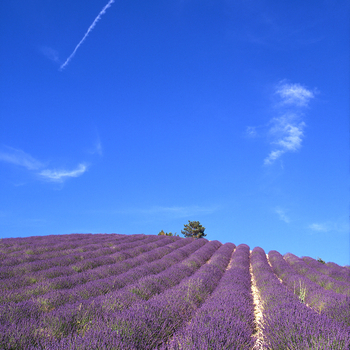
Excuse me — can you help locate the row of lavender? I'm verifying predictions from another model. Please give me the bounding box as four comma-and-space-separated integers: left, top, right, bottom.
161, 244, 255, 350
0, 234, 124, 259
1, 233, 349, 349
251, 247, 350, 349
0, 234, 154, 276
269, 251, 350, 327
0, 234, 258, 349
0, 235, 193, 318
301, 255, 350, 286
0, 237, 219, 348
56, 241, 234, 349
0, 235, 182, 302
44, 243, 258, 349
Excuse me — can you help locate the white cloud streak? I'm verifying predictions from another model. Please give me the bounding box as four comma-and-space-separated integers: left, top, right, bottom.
275, 207, 290, 223
259, 81, 315, 165
60, 0, 115, 70
0, 146, 88, 184
0, 146, 43, 170
264, 115, 306, 165
309, 221, 348, 234
245, 126, 258, 138
39, 164, 88, 182
309, 223, 329, 232
276, 82, 315, 107
276, 123, 304, 151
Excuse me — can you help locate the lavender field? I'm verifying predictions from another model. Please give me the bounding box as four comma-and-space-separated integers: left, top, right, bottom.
1, 233, 349, 350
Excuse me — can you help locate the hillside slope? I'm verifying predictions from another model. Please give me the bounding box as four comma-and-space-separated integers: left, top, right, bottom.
0, 233, 349, 349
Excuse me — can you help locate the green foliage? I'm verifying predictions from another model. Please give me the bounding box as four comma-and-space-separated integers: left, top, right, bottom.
27, 277, 38, 284
293, 279, 307, 303
130, 287, 149, 300
158, 230, 178, 236
316, 257, 326, 264
181, 220, 206, 239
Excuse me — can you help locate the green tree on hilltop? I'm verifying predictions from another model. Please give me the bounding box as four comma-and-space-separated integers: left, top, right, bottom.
181, 220, 206, 239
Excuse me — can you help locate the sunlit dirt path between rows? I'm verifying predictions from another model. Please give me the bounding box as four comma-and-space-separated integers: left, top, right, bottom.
250, 251, 265, 350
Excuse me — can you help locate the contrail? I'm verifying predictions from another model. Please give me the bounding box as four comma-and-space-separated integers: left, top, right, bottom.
60, 0, 115, 70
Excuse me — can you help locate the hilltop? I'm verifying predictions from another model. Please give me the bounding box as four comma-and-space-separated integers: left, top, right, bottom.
0, 233, 349, 349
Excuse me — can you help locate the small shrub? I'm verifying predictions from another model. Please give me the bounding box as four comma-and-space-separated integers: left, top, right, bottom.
317, 257, 326, 264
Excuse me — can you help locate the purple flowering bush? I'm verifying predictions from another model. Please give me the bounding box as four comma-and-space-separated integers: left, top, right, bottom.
302, 256, 350, 284
162, 243, 255, 350
269, 251, 350, 326
0, 235, 179, 304
0, 234, 349, 349
284, 253, 350, 297
257, 248, 350, 349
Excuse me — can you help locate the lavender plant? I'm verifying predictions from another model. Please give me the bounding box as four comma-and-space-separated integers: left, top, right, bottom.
58, 241, 228, 349
0, 234, 149, 279
278, 252, 350, 325
251, 247, 350, 349
302, 256, 350, 285
0, 234, 349, 350
0, 236, 179, 304
0, 238, 209, 347
285, 253, 350, 296
163, 243, 255, 350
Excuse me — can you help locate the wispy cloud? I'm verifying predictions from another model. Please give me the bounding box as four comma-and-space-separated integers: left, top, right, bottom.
275, 207, 290, 223
0, 146, 44, 170
40, 46, 60, 64
60, 0, 115, 70
88, 138, 103, 156
39, 164, 88, 182
264, 114, 306, 165
264, 81, 314, 165
276, 82, 315, 107
246, 81, 315, 165
309, 221, 348, 234
245, 126, 258, 138
0, 146, 88, 184
95, 140, 103, 156
309, 223, 329, 232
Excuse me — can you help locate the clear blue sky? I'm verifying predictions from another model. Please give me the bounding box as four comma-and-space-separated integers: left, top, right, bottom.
1, 0, 349, 265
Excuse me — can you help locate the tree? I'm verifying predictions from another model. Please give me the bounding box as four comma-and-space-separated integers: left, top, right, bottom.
158, 230, 177, 236
181, 220, 206, 239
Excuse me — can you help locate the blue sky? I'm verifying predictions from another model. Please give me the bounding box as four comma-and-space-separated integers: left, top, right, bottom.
1, 0, 349, 265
